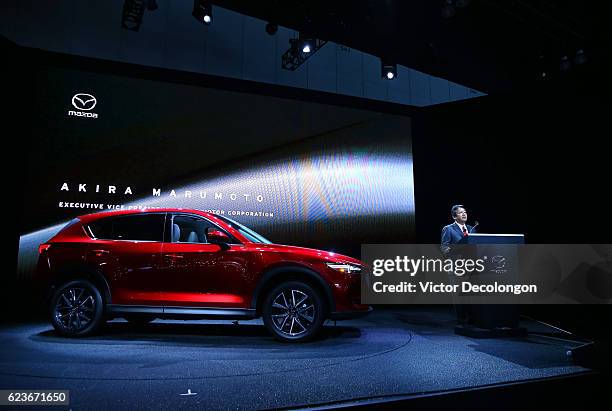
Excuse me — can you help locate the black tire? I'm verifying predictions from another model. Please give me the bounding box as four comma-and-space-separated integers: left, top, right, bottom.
124, 314, 156, 326
50, 279, 104, 337
262, 281, 326, 342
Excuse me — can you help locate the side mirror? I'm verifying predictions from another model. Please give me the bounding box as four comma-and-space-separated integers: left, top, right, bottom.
207, 229, 230, 249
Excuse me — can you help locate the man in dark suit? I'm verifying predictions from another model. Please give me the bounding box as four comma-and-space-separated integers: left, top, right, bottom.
441, 204, 475, 255
441, 204, 475, 325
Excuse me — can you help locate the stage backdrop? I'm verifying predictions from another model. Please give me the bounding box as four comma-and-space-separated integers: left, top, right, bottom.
18, 65, 415, 278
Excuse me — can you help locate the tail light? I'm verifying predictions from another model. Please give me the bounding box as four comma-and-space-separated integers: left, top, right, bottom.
39, 244, 51, 254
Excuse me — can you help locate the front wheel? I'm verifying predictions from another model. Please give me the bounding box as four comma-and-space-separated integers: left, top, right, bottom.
262, 281, 325, 342
50, 279, 104, 337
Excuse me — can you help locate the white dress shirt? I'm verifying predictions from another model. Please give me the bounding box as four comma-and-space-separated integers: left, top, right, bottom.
455, 221, 468, 234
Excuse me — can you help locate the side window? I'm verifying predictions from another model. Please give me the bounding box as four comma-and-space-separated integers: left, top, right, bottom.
88, 214, 165, 241
87, 219, 113, 240
171, 215, 219, 243
113, 214, 165, 241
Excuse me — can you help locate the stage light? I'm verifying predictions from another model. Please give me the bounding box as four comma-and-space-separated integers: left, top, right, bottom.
560, 55, 571, 72
265, 22, 278, 36
192, 0, 212, 25
537, 54, 550, 81
121, 0, 146, 31
281, 33, 328, 71
441, 0, 456, 19
574, 49, 587, 65
299, 33, 314, 54
121, 0, 157, 31
381, 60, 397, 80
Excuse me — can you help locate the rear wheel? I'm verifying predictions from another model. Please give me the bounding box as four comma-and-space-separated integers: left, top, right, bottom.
50, 279, 104, 337
262, 281, 325, 342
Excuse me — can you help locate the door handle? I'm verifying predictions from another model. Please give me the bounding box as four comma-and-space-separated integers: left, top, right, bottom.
91, 249, 110, 257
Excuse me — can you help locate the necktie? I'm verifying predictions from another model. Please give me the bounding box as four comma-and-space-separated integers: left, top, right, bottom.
462, 226, 468, 237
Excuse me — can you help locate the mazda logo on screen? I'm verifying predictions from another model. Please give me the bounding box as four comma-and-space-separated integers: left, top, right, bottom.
71, 93, 97, 111
68, 92, 99, 119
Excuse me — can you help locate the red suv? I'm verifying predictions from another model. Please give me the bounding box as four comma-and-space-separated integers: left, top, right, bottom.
37, 209, 370, 342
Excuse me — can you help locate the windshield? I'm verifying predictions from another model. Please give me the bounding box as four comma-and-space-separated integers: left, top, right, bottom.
214, 215, 273, 244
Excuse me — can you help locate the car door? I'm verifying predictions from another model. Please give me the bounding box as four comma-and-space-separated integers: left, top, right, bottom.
85, 213, 166, 306
160, 213, 251, 309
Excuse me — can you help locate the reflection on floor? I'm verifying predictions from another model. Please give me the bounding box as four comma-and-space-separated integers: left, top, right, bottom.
0, 307, 591, 410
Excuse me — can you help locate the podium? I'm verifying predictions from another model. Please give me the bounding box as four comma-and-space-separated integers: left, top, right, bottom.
454, 233, 527, 338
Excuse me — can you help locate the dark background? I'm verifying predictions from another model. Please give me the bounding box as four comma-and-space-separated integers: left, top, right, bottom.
5, 38, 612, 343
412, 83, 612, 340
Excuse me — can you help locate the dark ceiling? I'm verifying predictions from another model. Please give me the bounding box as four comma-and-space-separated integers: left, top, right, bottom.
213, 0, 611, 94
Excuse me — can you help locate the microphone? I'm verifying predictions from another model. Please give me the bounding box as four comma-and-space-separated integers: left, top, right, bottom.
470, 221, 479, 233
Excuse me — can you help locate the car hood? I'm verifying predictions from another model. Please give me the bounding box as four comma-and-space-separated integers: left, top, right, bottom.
255, 243, 363, 265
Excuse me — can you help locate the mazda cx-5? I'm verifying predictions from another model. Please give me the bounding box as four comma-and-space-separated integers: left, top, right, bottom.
37, 209, 371, 342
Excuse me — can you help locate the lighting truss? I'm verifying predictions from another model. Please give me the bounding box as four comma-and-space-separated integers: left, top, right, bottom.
281, 38, 328, 71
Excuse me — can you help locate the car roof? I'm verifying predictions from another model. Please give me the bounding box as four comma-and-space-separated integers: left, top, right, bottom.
73, 208, 252, 244
76, 208, 214, 224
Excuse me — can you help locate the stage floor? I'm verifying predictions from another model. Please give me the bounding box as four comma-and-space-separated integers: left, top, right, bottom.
0, 307, 591, 409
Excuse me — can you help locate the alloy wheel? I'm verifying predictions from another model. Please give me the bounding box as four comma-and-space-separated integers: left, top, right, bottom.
270, 289, 316, 337
53, 287, 96, 332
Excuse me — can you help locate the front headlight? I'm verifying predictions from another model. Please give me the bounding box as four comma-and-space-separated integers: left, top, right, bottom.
325, 262, 362, 274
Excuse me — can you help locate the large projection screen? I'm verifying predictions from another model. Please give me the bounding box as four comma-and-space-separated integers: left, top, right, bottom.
18, 65, 416, 278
